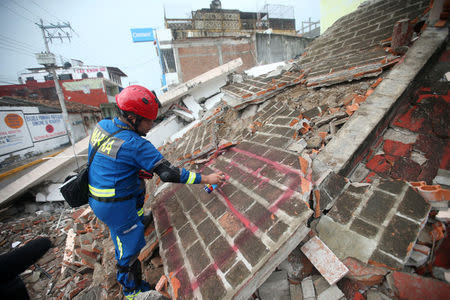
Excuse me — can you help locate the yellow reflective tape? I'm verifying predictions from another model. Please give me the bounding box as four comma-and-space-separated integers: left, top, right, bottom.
88, 184, 115, 197
116, 236, 123, 259
137, 208, 144, 216
186, 172, 196, 184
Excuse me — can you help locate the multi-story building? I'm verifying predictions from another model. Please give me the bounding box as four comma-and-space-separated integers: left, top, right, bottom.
159, 1, 312, 86
0, 59, 127, 108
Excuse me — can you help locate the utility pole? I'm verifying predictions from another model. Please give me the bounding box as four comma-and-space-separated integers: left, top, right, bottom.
35, 19, 76, 147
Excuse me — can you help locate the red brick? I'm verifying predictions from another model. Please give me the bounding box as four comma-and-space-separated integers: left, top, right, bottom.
388, 271, 450, 300
383, 140, 412, 156
342, 257, 387, 286
366, 155, 391, 176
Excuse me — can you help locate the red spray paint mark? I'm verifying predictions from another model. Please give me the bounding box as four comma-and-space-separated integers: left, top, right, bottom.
217, 188, 258, 233
231, 147, 302, 175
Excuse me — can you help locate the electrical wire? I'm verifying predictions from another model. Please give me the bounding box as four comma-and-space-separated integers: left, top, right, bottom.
0, 2, 35, 24
11, 0, 42, 20
29, 0, 65, 24
0, 45, 35, 57
0, 33, 37, 50
0, 39, 38, 53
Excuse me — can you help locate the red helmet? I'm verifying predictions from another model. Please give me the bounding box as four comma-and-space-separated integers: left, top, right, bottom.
116, 85, 160, 120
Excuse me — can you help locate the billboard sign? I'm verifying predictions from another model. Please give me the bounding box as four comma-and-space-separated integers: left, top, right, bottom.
0, 111, 33, 156
130, 28, 155, 42
25, 113, 68, 142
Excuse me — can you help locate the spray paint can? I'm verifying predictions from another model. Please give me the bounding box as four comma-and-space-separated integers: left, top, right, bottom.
203, 184, 217, 193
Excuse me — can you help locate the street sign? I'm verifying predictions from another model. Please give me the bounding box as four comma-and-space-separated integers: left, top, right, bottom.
130, 28, 155, 42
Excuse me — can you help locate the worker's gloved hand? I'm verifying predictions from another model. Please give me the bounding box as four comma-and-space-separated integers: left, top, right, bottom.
138, 170, 153, 180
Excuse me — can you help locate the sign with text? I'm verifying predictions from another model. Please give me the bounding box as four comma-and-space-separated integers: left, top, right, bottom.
130, 28, 155, 42
25, 113, 68, 142
0, 111, 33, 156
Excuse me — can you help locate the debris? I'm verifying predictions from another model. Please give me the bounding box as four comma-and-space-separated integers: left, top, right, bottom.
436, 209, 450, 222
386, 271, 450, 300
301, 276, 315, 300
342, 257, 388, 286
301, 236, 349, 285
317, 284, 345, 300
258, 270, 290, 300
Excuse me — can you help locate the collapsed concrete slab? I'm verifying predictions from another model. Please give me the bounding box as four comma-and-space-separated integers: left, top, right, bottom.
158, 58, 243, 108
221, 69, 306, 110
314, 27, 448, 176
316, 177, 430, 270
151, 136, 313, 299
0, 136, 89, 206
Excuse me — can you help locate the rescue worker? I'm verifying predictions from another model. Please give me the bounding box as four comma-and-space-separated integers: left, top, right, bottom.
87, 85, 225, 299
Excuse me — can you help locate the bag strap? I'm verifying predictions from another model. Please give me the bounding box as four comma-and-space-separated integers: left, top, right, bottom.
87, 128, 124, 167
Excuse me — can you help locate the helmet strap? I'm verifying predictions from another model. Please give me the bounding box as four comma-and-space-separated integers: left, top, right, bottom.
119, 110, 144, 136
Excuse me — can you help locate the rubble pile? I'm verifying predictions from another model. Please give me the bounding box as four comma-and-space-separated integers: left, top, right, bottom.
0, 203, 166, 300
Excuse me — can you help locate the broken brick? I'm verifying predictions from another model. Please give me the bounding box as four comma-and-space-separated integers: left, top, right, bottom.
342, 257, 388, 286
387, 271, 450, 300
366, 155, 392, 176
383, 140, 412, 157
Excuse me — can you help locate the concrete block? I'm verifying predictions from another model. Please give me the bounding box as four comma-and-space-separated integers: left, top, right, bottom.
158, 58, 242, 107
406, 250, 428, 267
301, 236, 349, 285
433, 169, 450, 187
301, 276, 315, 299
349, 162, 370, 183
313, 275, 330, 295
436, 208, 450, 222
317, 284, 344, 300
258, 270, 290, 300
383, 127, 418, 144
182, 95, 203, 119
289, 283, 303, 300
287, 139, 307, 153
431, 267, 450, 283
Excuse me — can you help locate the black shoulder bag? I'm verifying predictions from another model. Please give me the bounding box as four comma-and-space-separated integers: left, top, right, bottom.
60, 129, 124, 207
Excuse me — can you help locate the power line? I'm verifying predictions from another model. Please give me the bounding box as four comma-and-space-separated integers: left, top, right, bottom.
0, 45, 35, 57
0, 39, 38, 53
0, 2, 35, 24
0, 33, 37, 49
11, 0, 42, 20
29, 0, 65, 23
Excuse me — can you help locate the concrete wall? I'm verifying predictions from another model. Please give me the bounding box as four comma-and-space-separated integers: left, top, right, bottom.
255, 33, 311, 64
174, 37, 256, 82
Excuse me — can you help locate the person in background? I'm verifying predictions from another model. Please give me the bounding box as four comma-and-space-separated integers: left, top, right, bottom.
0, 237, 53, 300
87, 85, 225, 299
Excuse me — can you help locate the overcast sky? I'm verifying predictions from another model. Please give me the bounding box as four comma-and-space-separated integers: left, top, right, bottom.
0, 0, 320, 94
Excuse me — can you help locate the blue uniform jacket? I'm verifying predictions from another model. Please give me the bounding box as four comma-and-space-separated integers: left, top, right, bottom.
88, 117, 201, 199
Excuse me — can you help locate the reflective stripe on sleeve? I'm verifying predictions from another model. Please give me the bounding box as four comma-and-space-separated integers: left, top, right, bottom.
186, 172, 196, 184
88, 184, 115, 197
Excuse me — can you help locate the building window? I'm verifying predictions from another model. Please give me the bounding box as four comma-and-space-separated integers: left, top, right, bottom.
58, 74, 73, 80
44, 74, 54, 81
97, 72, 104, 78
81, 73, 88, 79
161, 49, 176, 73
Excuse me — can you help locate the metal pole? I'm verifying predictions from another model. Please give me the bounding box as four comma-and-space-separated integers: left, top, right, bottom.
154, 29, 167, 91
38, 19, 80, 170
